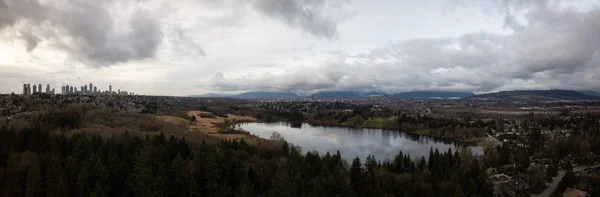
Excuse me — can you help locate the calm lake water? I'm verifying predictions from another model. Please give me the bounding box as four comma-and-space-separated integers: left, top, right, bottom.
238, 122, 483, 162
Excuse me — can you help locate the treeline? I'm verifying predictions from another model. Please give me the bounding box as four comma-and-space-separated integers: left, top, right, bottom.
246, 105, 488, 141
394, 114, 488, 140
0, 125, 491, 197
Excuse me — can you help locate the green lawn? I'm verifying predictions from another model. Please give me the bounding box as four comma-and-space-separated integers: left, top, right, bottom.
362, 118, 385, 128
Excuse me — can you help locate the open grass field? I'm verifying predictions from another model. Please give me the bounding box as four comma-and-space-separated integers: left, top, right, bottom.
361, 117, 398, 129
76, 115, 221, 147
156, 111, 261, 144
362, 118, 384, 128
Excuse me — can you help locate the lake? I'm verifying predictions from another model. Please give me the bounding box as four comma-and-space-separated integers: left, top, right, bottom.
238, 122, 484, 162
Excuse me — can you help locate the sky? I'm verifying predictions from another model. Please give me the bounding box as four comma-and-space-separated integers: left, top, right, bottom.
1, 0, 600, 96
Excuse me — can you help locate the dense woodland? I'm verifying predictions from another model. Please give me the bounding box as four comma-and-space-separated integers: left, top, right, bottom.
0, 123, 492, 197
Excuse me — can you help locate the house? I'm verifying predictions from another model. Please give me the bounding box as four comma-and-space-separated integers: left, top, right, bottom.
488, 173, 511, 184
563, 188, 587, 197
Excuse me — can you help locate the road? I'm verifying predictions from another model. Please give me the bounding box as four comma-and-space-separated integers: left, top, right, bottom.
531, 171, 565, 197
531, 164, 600, 197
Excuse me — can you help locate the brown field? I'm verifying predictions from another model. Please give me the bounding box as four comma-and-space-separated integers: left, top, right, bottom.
73, 117, 221, 147
185, 110, 257, 133
156, 115, 189, 126
156, 111, 262, 144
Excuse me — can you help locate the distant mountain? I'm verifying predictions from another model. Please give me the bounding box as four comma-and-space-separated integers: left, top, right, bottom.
360, 91, 389, 97
233, 91, 298, 99
392, 91, 474, 99
467, 90, 598, 100
578, 90, 600, 97
188, 93, 236, 98
312, 91, 362, 99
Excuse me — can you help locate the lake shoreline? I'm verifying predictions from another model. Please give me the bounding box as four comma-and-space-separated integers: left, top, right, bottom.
254, 120, 484, 145
238, 122, 483, 161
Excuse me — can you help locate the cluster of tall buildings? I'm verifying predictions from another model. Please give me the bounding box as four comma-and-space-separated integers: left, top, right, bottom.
22, 83, 134, 96
22, 84, 55, 95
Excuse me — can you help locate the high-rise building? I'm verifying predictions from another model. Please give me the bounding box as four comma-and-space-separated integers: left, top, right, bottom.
89, 83, 93, 93
38, 84, 42, 93
46, 84, 50, 93
69, 86, 73, 93
109, 85, 112, 94
93, 86, 97, 93
23, 84, 27, 95
61, 86, 65, 94
33, 85, 37, 94
51, 88, 55, 94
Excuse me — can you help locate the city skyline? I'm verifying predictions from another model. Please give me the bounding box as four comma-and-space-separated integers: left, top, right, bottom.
20, 82, 134, 96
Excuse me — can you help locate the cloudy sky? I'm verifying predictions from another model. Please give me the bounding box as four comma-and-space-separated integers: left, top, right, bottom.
1, 0, 599, 95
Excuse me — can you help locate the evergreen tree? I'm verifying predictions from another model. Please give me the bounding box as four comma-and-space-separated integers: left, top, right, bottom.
129, 149, 167, 197
350, 157, 363, 196
267, 170, 299, 197
234, 181, 256, 197
418, 156, 427, 171
90, 182, 108, 197
45, 156, 68, 197
25, 159, 44, 197
76, 156, 110, 196
167, 155, 189, 197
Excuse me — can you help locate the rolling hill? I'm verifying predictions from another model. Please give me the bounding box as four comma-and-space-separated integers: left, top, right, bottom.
467, 90, 598, 100
233, 91, 298, 99
188, 93, 236, 98
578, 90, 600, 97
312, 91, 363, 99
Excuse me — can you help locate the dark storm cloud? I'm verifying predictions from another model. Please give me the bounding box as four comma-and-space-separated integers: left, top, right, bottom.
0, 0, 163, 66
196, 0, 347, 39
211, 0, 600, 93
249, 0, 346, 39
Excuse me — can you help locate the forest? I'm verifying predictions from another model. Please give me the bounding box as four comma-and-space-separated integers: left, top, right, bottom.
0, 123, 492, 197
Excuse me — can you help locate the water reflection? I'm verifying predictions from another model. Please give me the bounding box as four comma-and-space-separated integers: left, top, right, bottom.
239, 122, 483, 162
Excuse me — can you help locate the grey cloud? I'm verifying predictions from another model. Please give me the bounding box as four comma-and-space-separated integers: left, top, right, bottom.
249, 0, 346, 39
0, 0, 163, 66
0, 0, 44, 30
171, 28, 206, 57
18, 31, 40, 52
208, 0, 600, 93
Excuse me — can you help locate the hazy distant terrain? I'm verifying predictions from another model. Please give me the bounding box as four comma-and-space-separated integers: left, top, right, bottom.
467, 90, 599, 100
391, 91, 474, 99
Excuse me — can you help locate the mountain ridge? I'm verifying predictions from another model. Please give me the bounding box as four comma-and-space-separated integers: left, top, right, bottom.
234, 91, 297, 99
467, 89, 598, 100
190, 89, 600, 100
311, 91, 363, 99
392, 91, 474, 99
